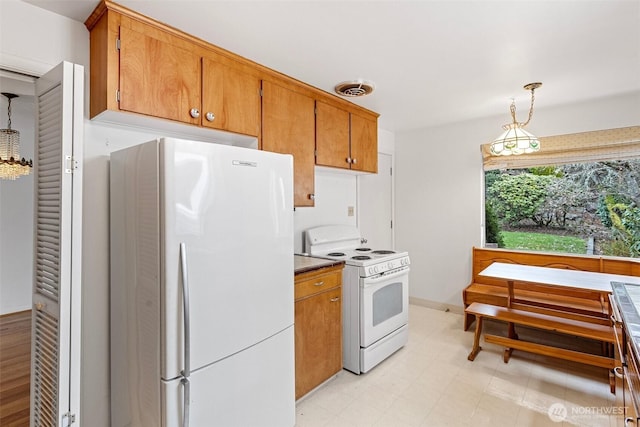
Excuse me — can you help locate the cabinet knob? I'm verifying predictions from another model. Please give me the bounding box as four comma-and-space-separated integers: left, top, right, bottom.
352, 158, 357, 165
189, 108, 200, 119
346, 157, 352, 164
314, 281, 325, 287
626, 417, 636, 426
309, 194, 315, 200
205, 112, 215, 122
330, 297, 340, 302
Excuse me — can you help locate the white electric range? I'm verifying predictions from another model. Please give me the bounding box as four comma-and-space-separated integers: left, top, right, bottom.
305, 225, 410, 374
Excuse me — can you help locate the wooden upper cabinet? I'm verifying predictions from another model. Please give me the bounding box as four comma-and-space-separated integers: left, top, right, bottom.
85, 1, 379, 179
262, 80, 315, 207
201, 58, 261, 137
87, 11, 261, 135
315, 101, 378, 173
350, 112, 378, 173
119, 25, 201, 125
315, 101, 350, 169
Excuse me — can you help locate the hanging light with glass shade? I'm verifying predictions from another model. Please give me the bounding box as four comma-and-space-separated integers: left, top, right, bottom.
0, 93, 32, 180
490, 82, 542, 156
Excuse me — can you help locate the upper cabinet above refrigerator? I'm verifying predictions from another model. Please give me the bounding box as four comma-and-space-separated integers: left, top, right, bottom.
88, 12, 262, 138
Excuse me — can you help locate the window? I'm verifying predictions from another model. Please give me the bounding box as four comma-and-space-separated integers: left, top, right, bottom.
482, 126, 640, 257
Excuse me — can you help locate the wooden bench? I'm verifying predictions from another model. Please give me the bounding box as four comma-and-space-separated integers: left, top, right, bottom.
462, 247, 640, 331
465, 277, 617, 393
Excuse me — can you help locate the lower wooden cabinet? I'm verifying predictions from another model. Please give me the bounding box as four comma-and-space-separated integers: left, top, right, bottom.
624, 340, 640, 425
612, 296, 640, 426
294, 266, 343, 399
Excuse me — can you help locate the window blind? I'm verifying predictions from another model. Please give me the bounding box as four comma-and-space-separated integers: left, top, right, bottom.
481, 126, 640, 170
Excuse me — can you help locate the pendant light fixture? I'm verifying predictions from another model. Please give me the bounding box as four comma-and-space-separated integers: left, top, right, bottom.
490, 82, 542, 156
0, 93, 32, 180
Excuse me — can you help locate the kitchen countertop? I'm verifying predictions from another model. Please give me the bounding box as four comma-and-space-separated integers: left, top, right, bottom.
612, 281, 640, 357
294, 254, 344, 275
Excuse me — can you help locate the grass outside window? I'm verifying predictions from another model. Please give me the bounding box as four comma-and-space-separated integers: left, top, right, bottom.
501, 231, 587, 254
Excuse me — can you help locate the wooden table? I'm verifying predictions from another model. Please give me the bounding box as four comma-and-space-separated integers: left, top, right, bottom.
478, 262, 640, 294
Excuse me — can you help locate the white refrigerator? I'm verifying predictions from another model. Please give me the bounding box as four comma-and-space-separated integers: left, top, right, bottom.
110, 137, 295, 427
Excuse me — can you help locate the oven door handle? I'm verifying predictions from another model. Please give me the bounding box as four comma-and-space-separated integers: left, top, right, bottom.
362, 267, 409, 286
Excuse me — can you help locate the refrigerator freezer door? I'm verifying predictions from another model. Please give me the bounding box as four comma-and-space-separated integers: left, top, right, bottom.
162, 326, 295, 427
160, 138, 294, 379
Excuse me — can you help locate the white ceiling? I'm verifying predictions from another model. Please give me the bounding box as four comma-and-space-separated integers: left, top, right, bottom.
24, 0, 640, 133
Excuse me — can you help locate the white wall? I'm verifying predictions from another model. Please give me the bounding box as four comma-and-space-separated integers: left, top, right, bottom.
0, 96, 35, 314
396, 90, 640, 309
0, 1, 88, 76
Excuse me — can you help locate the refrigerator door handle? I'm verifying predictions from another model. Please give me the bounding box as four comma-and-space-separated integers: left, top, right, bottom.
181, 376, 190, 427
179, 242, 191, 427
180, 242, 191, 378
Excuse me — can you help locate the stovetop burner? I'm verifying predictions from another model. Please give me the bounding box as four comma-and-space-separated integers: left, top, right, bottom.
356, 248, 371, 252
352, 255, 372, 260
372, 250, 395, 255
327, 252, 346, 257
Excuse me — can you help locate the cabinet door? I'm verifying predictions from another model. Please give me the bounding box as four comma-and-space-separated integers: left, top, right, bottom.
262, 80, 315, 207
294, 287, 342, 399
119, 25, 201, 125
202, 58, 261, 136
625, 339, 640, 425
624, 366, 640, 425
350, 113, 378, 173
315, 101, 350, 169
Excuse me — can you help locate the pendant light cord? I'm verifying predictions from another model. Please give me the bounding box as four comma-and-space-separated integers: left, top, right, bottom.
521, 87, 536, 127
507, 86, 537, 128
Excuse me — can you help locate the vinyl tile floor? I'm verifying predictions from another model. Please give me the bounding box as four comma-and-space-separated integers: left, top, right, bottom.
295, 304, 620, 427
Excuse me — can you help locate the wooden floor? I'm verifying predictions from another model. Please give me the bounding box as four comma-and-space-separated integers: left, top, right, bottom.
0, 310, 31, 426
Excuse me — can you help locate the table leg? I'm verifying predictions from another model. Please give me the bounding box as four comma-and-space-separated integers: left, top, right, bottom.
507, 322, 519, 340
504, 320, 517, 363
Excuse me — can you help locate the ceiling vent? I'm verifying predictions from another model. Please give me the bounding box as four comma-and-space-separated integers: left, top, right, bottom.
334, 80, 375, 97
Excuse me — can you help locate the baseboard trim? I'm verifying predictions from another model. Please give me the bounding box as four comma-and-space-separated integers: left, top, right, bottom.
409, 297, 464, 315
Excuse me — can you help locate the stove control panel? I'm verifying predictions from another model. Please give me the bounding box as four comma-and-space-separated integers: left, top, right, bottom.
365, 256, 410, 276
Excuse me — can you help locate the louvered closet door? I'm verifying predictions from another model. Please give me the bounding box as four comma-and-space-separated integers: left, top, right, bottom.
31, 62, 83, 427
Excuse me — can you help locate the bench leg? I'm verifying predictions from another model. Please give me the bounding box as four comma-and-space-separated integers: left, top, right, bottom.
464, 310, 475, 331
468, 316, 483, 361
610, 369, 616, 394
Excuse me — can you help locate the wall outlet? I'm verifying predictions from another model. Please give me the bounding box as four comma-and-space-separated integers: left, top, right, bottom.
348, 206, 354, 216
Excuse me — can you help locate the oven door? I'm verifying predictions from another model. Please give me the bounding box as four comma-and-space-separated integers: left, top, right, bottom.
360, 267, 409, 347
